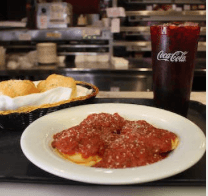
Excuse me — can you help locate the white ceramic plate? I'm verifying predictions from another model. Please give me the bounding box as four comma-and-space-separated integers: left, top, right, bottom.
20, 103, 206, 185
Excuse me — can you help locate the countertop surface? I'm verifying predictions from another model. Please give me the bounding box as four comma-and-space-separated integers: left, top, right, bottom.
97, 91, 206, 105
0, 91, 206, 196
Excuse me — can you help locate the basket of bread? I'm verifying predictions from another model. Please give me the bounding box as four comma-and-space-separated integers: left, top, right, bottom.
0, 74, 99, 131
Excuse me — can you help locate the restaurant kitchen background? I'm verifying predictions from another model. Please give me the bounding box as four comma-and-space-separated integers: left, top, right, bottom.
0, 0, 205, 92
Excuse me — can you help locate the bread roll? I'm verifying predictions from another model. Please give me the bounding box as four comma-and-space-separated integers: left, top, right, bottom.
37, 74, 77, 98
0, 80, 39, 98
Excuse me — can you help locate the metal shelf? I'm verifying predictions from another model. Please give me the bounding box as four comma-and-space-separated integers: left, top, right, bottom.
113, 41, 206, 52
126, 10, 206, 16
0, 27, 113, 58
126, 10, 206, 21
58, 52, 110, 56
120, 26, 206, 35
114, 41, 151, 51
120, 26, 150, 35
126, 0, 206, 4
59, 44, 110, 48
5, 44, 110, 49
0, 27, 112, 42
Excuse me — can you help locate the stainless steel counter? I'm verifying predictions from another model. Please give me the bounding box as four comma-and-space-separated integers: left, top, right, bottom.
0, 58, 205, 92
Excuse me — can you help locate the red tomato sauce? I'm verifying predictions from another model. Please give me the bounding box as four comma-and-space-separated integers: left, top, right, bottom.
52, 113, 177, 169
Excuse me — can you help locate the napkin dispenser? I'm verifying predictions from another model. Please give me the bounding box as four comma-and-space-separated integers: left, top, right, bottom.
37, 2, 73, 29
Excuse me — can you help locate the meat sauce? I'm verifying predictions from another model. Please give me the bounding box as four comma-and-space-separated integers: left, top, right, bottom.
52, 113, 177, 169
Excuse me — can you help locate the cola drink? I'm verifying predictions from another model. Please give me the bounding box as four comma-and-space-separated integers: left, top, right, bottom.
150, 23, 200, 117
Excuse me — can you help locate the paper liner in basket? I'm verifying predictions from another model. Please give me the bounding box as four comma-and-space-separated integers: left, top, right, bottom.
0, 81, 99, 131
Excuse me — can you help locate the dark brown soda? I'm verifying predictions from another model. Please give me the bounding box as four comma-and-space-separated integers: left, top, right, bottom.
150, 23, 200, 116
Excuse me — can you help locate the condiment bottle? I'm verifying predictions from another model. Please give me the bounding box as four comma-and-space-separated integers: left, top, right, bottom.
26, 0, 37, 29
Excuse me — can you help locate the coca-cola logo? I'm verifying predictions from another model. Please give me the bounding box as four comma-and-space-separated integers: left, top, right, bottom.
157, 50, 188, 62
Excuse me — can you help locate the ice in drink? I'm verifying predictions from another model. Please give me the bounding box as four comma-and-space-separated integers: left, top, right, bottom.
150, 22, 200, 116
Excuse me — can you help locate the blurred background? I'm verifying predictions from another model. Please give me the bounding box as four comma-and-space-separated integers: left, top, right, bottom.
0, 0, 205, 92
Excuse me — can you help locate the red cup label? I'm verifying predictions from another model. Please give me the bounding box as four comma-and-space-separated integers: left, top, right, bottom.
157, 50, 188, 62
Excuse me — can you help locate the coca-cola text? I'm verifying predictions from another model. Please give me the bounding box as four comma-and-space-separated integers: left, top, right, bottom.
157, 50, 188, 62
